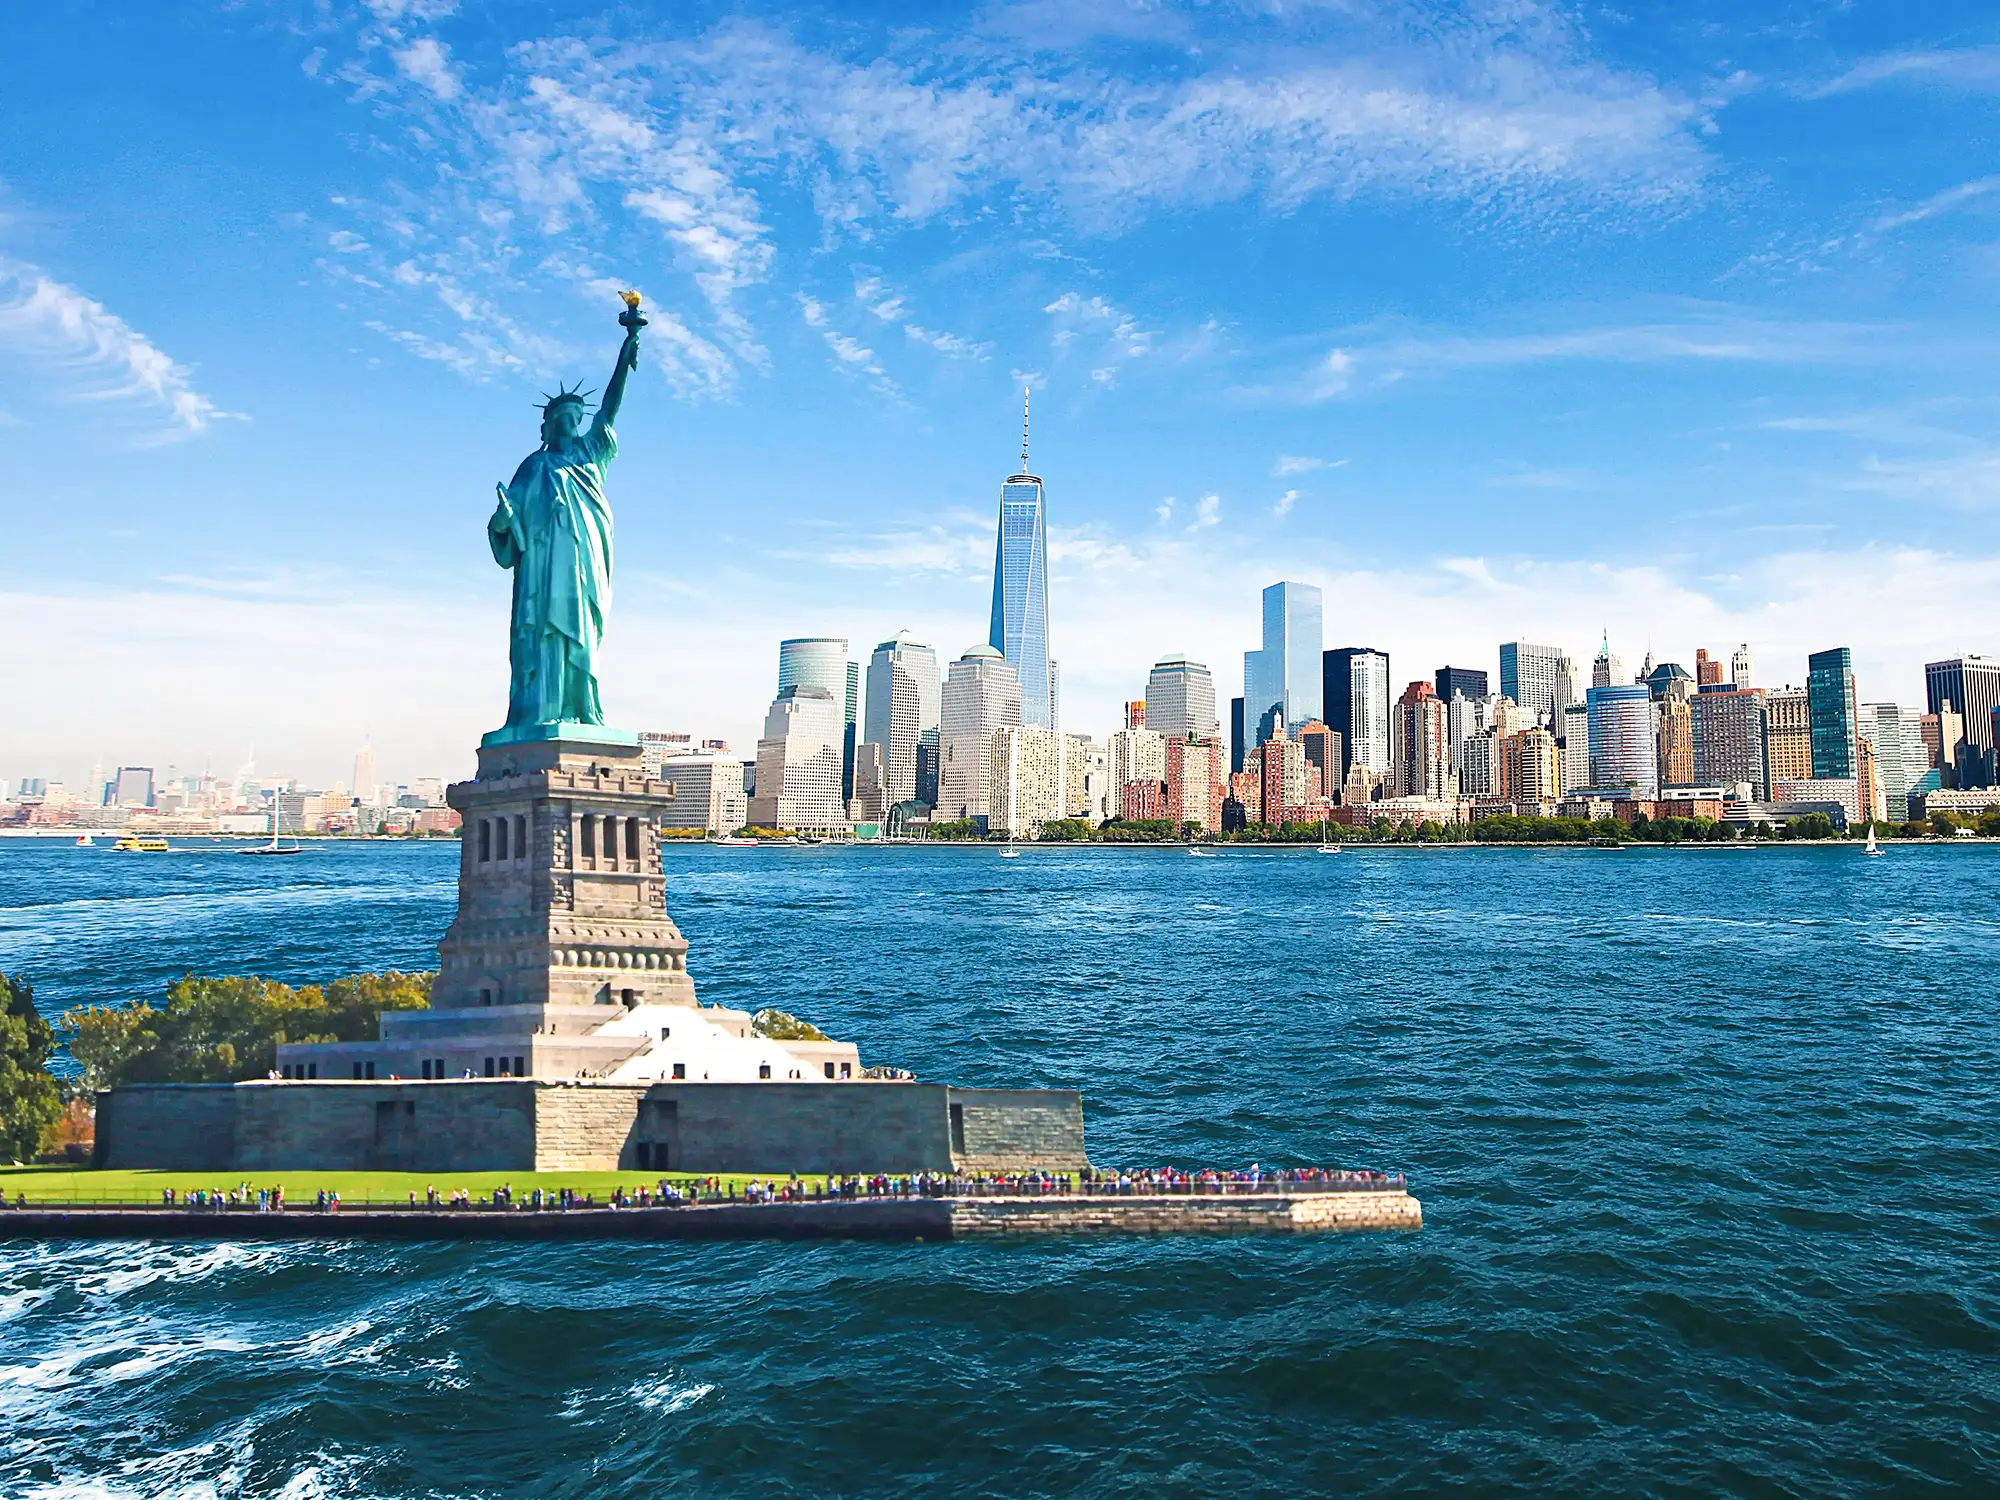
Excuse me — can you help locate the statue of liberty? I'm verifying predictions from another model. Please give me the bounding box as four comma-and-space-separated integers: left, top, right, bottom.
486, 293, 646, 742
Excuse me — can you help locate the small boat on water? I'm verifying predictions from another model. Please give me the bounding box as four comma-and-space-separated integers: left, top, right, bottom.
1187, 846, 1215, 857
112, 837, 169, 852
1864, 824, 1885, 857
711, 834, 757, 847
74, 835, 93, 847
1317, 815, 1340, 854
999, 834, 1021, 858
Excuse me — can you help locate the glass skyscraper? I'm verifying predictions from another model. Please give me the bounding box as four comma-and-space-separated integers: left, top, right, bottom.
1323, 647, 1390, 777
1500, 641, 1562, 726
1807, 646, 1858, 780
777, 637, 859, 800
863, 632, 940, 809
1243, 581, 1323, 747
990, 391, 1054, 728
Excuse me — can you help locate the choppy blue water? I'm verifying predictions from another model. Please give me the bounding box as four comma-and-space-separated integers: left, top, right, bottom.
1, 839, 1996, 1496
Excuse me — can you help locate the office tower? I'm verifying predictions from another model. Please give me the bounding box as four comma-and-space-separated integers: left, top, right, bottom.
1109, 726, 1167, 810
1559, 702, 1593, 792
1295, 720, 1342, 801
1764, 688, 1812, 782
938, 645, 1022, 823
1258, 735, 1309, 826
1459, 728, 1498, 797
1500, 728, 1560, 806
1643, 661, 1692, 701
778, 637, 860, 801
1807, 647, 1859, 780
657, 756, 751, 834
1323, 647, 1390, 777
1391, 681, 1450, 798
1499, 642, 1561, 726
1586, 682, 1659, 795
1656, 683, 1694, 786
1124, 701, 1147, 730
1145, 658, 1219, 742
1731, 643, 1754, 689
747, 687, 845, 831
1065, 734, 1104, 820
113, 767, 154, 808
1436, 666, 1489, 704
990, 391, 1054, 728
864, 631, 940, 808
353, 741, 378, 805
1692, 687, 1768, 799
1591, 632, 1624, 691
850, 742, 887, 824
1445, 692, 1487, 778
1693, 649, 1718, 688
1924, 656, 2000, 787
1858, 703, 1928, 822
989, 724, 1066, 834
1164, 737, 1225, 832
1244, 581, 1323, 747
1230, 697, 1245, 774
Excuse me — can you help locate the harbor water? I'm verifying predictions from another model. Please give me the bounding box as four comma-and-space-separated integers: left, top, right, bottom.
1, 839, 1995, 1495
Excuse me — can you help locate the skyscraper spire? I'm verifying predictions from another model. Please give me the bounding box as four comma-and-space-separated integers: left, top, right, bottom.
1021, 385, 1031, 472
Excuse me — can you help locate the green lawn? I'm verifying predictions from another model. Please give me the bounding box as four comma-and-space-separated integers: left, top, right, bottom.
0, 1164, 803, 1206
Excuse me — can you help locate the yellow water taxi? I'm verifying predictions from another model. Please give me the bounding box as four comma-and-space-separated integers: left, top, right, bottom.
112, 837, 170, 852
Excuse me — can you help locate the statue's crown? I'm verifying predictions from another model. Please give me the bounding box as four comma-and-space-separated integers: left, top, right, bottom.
538, 380, 596, 413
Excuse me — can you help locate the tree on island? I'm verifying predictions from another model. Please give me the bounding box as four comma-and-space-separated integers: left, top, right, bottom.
60, 971, 433, 1089
0, 975, 63, 1163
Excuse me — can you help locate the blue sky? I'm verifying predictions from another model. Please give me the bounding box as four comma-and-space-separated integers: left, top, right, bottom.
3, 0, 1998, 789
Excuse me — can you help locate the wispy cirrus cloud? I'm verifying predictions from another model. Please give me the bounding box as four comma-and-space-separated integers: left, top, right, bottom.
1873, 175, 2000, 232
0, 258, 234, 439
1812, 46, 2000, 97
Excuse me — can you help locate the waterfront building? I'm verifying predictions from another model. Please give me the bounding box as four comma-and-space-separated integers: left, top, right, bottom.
1323, 646, 1390, 777
1295, 720, 1342, 801
1391, 681, 1451, 799
1691, 687, 1768, 799
1243, 581, 1323, 748
1459, 728, 1498, 798
864, 631, 940, 808
1773, 776, 1861, 825
1436, 665, 1489, 705
1145, 657, 1220, 742
937, 645, 1022, 824
1924, 655, 2000, 787
1590, 632, 1624, 691
1499, 728, 1560, 806
1229, 696, 1245, 774
778, 637, 860, 800
1858, 703, 1929, 822
1499, 642, 1561, 726
989, 724, 1066, 834
1807, 647, 1860, 781
1258, 733, 1309, 826
1066, 734, 1107, 821
1731, 643, 1754, 689
1587, 682, 1659, 796
1165, 736, 1225, 832
657, 755, 750, 835
1226, 768, 1260, 827
1121, 779, 1165, 820
1656, 680, 1695, 786
1446, 691, 1488, 779
1914, 786, 2000, 818
989, 393, 1054, 728
1764, 688, 1812, 783
850, 742, 887, 825
747, 688, 846, 831
1109, 726, 1167, 812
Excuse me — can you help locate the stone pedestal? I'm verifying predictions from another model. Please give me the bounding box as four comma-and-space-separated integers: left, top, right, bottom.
436, 730, 695, 1012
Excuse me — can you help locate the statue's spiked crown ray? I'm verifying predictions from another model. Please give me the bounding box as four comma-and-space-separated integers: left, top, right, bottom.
537, 380, 597, 414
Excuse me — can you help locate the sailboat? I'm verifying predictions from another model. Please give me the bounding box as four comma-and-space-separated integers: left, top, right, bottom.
241, 793, 304, 856
999, 830, 1021, 858
1863, 822, 1884, 857
1317, 813, 1341, 854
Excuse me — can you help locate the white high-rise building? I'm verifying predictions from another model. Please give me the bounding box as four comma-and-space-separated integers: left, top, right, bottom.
937, 645, 1021, 823
779, 637, 859, 800
1446, 692, 1489, 776
658, 756, 751, 835
1858, 702, 1928, 823
990, 724, 1067, 834
1731, 643, 1754, 689
863, 631, 940, 809
1108, 726, 1167, 806
1144, 656, 1219, 742
1066, 733, 1107, 821
1499, 642, 1562, 728
352, 741, 378, 806
1560, 702, 1594, 792
747, 688, 845, 831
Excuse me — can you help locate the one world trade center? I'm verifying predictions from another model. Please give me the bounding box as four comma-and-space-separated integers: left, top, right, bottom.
989, 389, 1054, 727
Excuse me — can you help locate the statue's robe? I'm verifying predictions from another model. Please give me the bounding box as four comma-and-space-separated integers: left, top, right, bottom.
490, 420, 616, 729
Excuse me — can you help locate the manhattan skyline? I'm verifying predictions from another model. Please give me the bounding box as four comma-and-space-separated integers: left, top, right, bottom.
4, 3, 1999, 789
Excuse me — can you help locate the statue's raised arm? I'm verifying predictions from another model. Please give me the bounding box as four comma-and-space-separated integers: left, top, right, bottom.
595, 290, 647, 437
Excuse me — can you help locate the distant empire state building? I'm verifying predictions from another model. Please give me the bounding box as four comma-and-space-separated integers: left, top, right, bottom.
989, 388, 1055, 727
